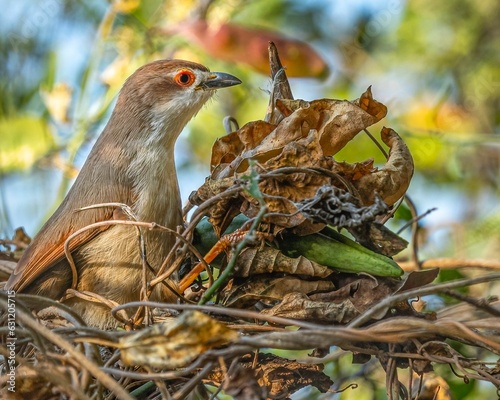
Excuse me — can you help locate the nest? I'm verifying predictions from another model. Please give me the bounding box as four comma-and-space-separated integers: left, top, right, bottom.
1, 43, 499, 399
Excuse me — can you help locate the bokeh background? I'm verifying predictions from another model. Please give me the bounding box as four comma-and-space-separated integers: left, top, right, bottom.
1, 0, 499, 398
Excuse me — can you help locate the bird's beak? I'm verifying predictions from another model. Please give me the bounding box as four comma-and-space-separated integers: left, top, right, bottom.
197, 72, 242, 90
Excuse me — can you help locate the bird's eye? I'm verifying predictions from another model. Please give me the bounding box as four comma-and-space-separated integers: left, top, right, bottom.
174, 70, 196, 87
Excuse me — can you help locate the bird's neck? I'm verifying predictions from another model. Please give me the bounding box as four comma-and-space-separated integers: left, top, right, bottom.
100, 96, 205, 226
125, 118, 183, 227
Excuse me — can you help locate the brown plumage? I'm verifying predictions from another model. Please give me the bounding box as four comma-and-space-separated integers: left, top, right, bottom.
6, 59, 241, 328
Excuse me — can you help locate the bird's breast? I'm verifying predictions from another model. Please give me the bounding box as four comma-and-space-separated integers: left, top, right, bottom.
127, 142, 182, 227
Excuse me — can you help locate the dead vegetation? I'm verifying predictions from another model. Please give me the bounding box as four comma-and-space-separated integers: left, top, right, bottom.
1, 44, 499, 399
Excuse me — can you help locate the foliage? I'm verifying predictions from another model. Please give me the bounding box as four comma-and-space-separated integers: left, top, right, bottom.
0, 0, 499, 399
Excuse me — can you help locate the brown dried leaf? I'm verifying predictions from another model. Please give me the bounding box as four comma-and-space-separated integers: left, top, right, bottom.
313, 98, 384, 156
239, 93, 385, 166
253, 353, 333, 395
310, 275, 401, 316
222, 362, 266, 400
210, 353, 333, 397
265, 42, 294, 125
274, 89, 386, 156
352, 127, 414, 206
192, 86, 412, 236
211, 121, 276, 175
262, 292, 358, 324
233, 246, 333, 278
0, 364, 68, 400
223, 276, 334, 308
240, 130, 332, 230
348, 222, 409, 257
275, 98, 309, 117
237, 107, 319, 171
119, 311, 238, 368
13, 227, 31, 246
354, 86, 388, 121
395, 268, 440, 294
189, 176, 242, 236
332, 159, 376, 181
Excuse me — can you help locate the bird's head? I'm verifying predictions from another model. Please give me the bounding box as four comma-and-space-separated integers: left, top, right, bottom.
114, 59, 241, 143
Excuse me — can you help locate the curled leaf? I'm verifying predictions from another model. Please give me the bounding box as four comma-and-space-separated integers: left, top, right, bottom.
224, 276, 334, 308
233, 246, 333, 278
349, 222, 409, 257
352, 127, 414, 206
211, 121, 276, 175
120, 311, 238, 368
261, 292, 358, 324
193, 88, 408, 234
355, 86, 388, 121
310, 274, 401, 316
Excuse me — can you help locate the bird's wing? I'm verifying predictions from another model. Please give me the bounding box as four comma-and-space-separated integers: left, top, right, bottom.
6, 203, 114, 292
6, 127, 136, 293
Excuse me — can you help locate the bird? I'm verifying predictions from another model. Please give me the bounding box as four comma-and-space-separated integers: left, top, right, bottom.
5, 59, 241, 328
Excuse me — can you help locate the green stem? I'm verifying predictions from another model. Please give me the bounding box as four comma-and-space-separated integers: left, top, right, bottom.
198, 204, 268, 305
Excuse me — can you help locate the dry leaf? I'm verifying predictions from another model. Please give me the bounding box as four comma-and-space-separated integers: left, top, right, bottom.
251, 353, 333, 395
120, 311, 238, 368
0, 364, 67, 400
355, 86, 388, 121
352, 127, 414, 206
261, 292, 358, 324
233, 246, 333, 278
193, 88, 412, 235
331, 159, 376, 181
211, 120, 276, 175
310, 275, 401, 317
224, 276, 334, 309
221, 362, 266, 400
395, 268, 440, 294
209, 353, 333, 397
412, 373, 452, 400
348, 222, 409, 257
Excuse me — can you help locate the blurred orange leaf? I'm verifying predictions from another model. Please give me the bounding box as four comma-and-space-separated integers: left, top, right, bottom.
168, 20, 329, 78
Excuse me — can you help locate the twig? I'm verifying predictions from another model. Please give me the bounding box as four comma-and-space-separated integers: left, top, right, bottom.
363, 128, 389, 158
111, 302, 324, 330
197, 207, 268, 305
441, 289, 500, 317
0, 292, 134, 400
348, 273, 500, 328
63, 219, 169, 290
404, 195, 422, 268
399, 258, 500, 271
397, 207, 438, 234
173, 362, 216, 400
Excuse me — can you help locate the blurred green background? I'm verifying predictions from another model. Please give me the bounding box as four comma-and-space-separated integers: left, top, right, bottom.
1, 0, 499, 398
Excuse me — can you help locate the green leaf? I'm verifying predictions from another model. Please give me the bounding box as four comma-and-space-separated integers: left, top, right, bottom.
0, 115, 55, 173
241, 160, 263, 201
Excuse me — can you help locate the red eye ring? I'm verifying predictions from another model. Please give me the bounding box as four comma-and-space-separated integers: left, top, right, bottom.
174, 69, 196, 87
